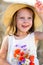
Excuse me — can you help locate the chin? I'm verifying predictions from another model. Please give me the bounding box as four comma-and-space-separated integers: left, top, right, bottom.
22, 28, 30, 32
21, 30, 29, 33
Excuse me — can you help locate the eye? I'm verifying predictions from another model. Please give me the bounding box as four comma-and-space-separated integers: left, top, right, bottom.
19, 17, 25, 19
28, 17, 32, 19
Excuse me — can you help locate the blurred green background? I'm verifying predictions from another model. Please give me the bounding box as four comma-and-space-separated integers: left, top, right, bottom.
0, 0, 43, 65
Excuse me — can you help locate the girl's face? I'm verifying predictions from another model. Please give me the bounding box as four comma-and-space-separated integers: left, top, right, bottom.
15, 8, 33, 34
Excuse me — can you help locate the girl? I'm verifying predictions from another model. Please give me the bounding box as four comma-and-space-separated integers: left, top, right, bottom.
0, 1, 43, 65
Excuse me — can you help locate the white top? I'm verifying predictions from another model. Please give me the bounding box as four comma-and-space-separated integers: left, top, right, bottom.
5, 33, 39, 65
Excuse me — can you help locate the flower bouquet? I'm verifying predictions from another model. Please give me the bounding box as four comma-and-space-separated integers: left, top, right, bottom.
13, 48, 35, 65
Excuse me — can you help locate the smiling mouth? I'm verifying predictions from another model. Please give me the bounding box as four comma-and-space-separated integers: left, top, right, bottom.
22, 25, 29, 28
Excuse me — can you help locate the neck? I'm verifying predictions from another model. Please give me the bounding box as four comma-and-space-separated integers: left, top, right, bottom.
16, 31, 28, 37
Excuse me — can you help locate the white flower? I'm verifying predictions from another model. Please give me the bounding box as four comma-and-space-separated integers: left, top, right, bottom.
25, 59, 30, 65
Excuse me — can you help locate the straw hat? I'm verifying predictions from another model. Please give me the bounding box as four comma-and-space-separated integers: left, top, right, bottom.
2, 3, 42, 30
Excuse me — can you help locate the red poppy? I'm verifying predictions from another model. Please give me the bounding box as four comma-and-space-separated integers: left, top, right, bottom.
30, 62, 35, 65
15, 49, 20, 54
14, 49, 21, 57
20, 51, 24, 56
18, 56, 24, 61
29, 55, 34, 62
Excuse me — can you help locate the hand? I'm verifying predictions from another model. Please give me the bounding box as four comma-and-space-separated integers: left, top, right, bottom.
34, 0, 43, 21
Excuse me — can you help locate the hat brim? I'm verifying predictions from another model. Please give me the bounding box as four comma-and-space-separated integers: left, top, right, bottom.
2, 3, 42, 30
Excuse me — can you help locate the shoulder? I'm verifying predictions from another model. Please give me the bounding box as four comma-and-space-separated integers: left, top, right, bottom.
1, 35, 12, 49
3, 34, 13, 42
1, 35, 9, 48
34, 32, 39, 45
1, 35, 13, 51
29, 32, 39, 45
2, 35, 10, 44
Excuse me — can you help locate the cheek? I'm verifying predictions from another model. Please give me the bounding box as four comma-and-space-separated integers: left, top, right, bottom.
16, 20, 22, 28
31, 21, 33, 26
29, 20, 33, 27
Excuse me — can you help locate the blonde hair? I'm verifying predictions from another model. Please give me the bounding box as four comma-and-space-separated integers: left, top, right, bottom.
5, 11, 17, 35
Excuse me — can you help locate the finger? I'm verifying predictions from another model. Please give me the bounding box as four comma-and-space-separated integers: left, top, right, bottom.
35, 0, 42, 7
35, 1, 41, 6
35, 1, 43, 9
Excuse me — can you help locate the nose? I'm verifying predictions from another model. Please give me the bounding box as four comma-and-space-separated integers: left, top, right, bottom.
23, 18, 28, 23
